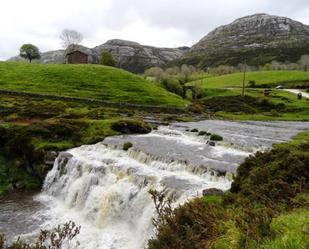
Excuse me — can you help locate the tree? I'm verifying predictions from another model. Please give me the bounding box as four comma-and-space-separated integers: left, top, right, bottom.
180, 64, 191, 83
144, 67, 164, 82
299, 55, 309, 71
60, 29, 83, 48
19, 44, 40, 63
99, 50, 116, 67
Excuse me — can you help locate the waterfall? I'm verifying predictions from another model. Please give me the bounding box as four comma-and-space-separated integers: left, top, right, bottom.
40, 138, 232, 248
34, 121, 309, 249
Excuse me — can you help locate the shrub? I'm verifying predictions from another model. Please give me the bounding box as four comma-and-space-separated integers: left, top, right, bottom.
248, 80, 256, 88
187, 102, 204, 114
203, 95, 286, 114
0, 233, 4, 249
198, 131, 208, 136
230, 143, 309, 207
210, 134, 223, 141
99, 50, 116, 67
3, 221, 80, 249
123, 142, 133, 151
111, 119, 151, 134
148, 191, 227, 249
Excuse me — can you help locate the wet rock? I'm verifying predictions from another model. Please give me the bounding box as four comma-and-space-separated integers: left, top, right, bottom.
44, 151, 59, 166
202, 188, 224, 196
209, 141, 216, 147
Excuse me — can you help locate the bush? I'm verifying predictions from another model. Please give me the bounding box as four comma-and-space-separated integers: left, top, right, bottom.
248, 80, 256, 88
230, 143, 309, 207
203, 95, 286, 114
187, 102, 204, 114
148, 191, 227, 249
198, 131, 208, 136
99, 50, 116, 67
210, 134, 223, 141
2, 221, 80, 249
123, 142, 133, 151
111, 119, 151, 134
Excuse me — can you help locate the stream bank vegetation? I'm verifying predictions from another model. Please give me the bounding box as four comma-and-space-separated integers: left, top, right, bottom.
148, 132, 309, 249
0, 221, 80, 249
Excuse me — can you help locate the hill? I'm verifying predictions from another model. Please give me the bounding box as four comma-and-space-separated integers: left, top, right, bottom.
8, 40, 189, 74
175, 13, 309, 68
188, 70, 309, 121
197, 70, 309, 88
0, 62, 187, 107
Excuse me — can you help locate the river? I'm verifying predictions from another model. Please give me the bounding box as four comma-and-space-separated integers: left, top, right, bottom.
0, 120, 308, 249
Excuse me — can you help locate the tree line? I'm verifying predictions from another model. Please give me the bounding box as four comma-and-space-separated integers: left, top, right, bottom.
206, 55, 309, 76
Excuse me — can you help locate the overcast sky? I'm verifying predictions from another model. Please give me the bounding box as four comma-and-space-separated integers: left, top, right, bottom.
1, 0, 309, 60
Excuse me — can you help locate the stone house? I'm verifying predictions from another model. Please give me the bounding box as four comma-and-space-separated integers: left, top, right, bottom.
65, 44, 99, 64
65, 50, 88, 64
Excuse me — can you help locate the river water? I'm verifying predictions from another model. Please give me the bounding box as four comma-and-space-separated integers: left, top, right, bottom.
0, 120, 308, 249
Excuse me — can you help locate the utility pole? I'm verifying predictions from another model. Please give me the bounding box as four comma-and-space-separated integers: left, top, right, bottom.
242, 60, 247, 97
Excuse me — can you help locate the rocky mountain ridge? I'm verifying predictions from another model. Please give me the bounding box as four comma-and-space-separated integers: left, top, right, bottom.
174, 13, 309, 67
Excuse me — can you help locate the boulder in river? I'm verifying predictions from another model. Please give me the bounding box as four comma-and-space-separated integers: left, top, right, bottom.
209, 141, 216, 147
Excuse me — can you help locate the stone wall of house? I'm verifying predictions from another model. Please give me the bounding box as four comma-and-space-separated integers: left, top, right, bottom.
66, 51, 88, 64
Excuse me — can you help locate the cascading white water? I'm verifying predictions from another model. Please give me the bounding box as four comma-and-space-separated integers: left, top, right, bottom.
3, 121, 308, 249
38, 127, 237, 249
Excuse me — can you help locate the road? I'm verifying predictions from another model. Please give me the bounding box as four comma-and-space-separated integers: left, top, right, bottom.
282, 89, 309, 99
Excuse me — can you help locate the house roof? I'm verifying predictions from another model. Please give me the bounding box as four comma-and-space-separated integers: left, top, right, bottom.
65, 44, 91, 56
66, 50, 88, 56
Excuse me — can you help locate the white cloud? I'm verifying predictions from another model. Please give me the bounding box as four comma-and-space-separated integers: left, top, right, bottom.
1, 0, 309, 60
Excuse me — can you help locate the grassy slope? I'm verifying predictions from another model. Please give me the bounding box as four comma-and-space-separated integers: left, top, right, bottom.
215, 88, 309, 121
0, 62, 187, 107
262, 209, 309, 249
187, 70, 309, 121
196, 71, 309, 88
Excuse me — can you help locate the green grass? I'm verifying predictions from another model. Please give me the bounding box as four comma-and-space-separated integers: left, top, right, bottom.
191, 71, 309, 89
262, 208, 309, 249
0, 62, 187, 107
214, 88, 309, 121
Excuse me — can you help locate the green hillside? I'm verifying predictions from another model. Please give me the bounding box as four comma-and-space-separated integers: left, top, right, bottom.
196, 70, 309, 88
0, 62, 187, 107
186, 70, 309, 121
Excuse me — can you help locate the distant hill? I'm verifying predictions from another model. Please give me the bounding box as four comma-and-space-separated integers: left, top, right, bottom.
0, 62, 187, 107
93, 39, 189, 73
173, 13, 309, 68
8, 40, 189, 74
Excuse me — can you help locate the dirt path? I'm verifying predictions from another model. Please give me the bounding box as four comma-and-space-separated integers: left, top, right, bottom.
283, 89, 309, 99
